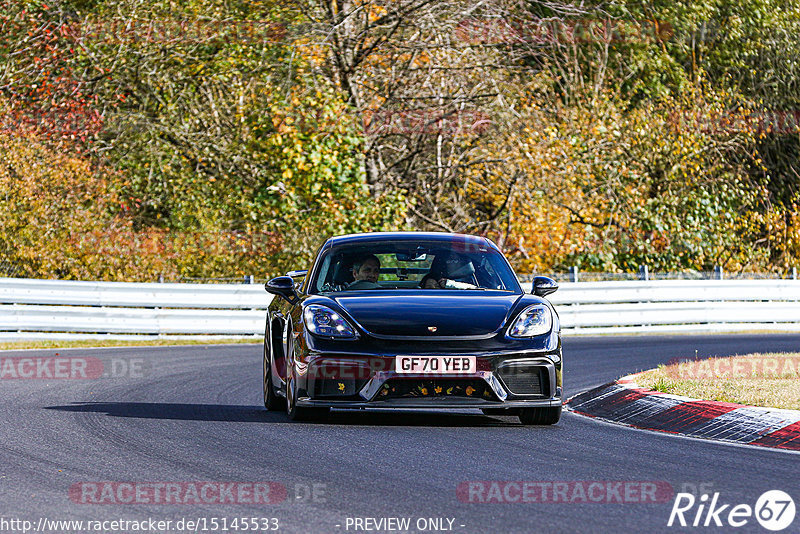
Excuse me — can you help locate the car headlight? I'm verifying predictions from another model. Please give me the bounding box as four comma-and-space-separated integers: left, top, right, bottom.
303, 304, 356, 338
508, 305, 553, 337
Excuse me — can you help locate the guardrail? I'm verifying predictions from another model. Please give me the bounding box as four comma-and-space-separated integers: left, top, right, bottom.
534, 279, 800, 334
0, 278, 271, 340
1, 277, 799, 340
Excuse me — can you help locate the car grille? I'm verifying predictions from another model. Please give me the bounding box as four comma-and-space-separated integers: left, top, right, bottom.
497, 366, 545, 396
377, 378, 497, 401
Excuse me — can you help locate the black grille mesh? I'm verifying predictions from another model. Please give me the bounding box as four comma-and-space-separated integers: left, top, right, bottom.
498, 366, 543, 395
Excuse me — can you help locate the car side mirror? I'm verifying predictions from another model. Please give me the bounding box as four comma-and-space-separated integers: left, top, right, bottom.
286, 269, 308, 291
532, 276, 558, 297
265, 276, 299, 304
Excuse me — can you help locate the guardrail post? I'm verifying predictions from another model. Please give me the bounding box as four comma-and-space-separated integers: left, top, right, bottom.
714, 266, 724, 280
244, 275, 254, 284
638, 265, 649, 281
569, 266, 579, 283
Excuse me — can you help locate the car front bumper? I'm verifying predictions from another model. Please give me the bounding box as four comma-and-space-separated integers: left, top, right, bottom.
293, 351, 562, 409
296, 397, 562, 409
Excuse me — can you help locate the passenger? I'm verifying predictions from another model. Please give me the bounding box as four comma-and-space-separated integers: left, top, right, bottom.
425, 252, 479, 289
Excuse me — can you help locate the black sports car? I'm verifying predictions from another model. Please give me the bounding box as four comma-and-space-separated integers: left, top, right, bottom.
263, 232, 562, 424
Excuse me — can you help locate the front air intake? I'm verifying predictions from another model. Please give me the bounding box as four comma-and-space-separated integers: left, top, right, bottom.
497, 366, 545, 396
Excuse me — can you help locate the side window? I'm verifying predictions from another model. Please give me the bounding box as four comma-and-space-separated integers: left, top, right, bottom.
317, 254, 357, 291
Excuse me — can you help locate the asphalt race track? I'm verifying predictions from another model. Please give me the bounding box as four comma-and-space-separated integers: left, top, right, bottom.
1, 334, 799, 533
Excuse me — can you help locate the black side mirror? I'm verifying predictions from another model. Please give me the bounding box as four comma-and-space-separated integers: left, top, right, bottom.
532, 276, 558, 297
286, 269, 309, 291
265, 276, 299, 304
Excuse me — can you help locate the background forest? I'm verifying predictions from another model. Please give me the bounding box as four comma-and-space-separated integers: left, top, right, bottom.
1, 0, 799, 280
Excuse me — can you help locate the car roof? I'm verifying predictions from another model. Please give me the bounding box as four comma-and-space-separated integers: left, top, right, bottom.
325, 231, 496, 249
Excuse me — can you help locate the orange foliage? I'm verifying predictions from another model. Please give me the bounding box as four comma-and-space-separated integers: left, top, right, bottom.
0, 132, 284, 281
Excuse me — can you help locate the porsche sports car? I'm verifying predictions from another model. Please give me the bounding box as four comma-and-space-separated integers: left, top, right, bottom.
263, 232, 562, 425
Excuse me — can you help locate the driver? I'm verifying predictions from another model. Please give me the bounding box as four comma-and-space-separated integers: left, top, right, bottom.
420, 273, 442, 288
347, 254, 382, 290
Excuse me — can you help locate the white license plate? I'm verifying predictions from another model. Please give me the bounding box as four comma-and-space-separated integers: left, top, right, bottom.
395, 355, 477, 374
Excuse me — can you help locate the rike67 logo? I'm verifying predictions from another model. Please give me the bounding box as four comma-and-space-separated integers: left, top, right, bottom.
668, 490, 795, 531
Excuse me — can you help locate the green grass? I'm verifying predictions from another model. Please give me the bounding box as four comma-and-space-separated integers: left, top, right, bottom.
635, 353, 800, 410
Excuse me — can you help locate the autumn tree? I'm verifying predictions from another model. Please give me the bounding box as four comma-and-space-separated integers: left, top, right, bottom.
298, 0, 583, 232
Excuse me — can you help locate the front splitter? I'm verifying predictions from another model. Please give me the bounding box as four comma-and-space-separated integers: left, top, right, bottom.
296, 397, 562, 409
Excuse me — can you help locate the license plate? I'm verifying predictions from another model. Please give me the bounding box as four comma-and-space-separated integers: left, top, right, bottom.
395, 355, 477, 374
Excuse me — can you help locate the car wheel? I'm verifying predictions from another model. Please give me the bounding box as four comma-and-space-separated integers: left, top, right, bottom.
263, 338, 285, 411
518, 406, 562, 425
286, 374, 329, 422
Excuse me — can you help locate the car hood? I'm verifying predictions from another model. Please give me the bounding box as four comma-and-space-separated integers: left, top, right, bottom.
332, 292, 523, 338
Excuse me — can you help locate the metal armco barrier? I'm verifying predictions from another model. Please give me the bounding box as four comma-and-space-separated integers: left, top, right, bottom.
527, 279, 800, 333
1, 277, 799, 340
0, 277, 273, 340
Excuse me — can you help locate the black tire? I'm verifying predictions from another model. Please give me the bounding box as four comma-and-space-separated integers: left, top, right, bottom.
263, 336, 285, 411
286, 376, 329, 422
518, 406, 562, 425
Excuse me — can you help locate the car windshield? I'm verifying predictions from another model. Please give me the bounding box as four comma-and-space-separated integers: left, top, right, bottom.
309, 238, 522, 294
